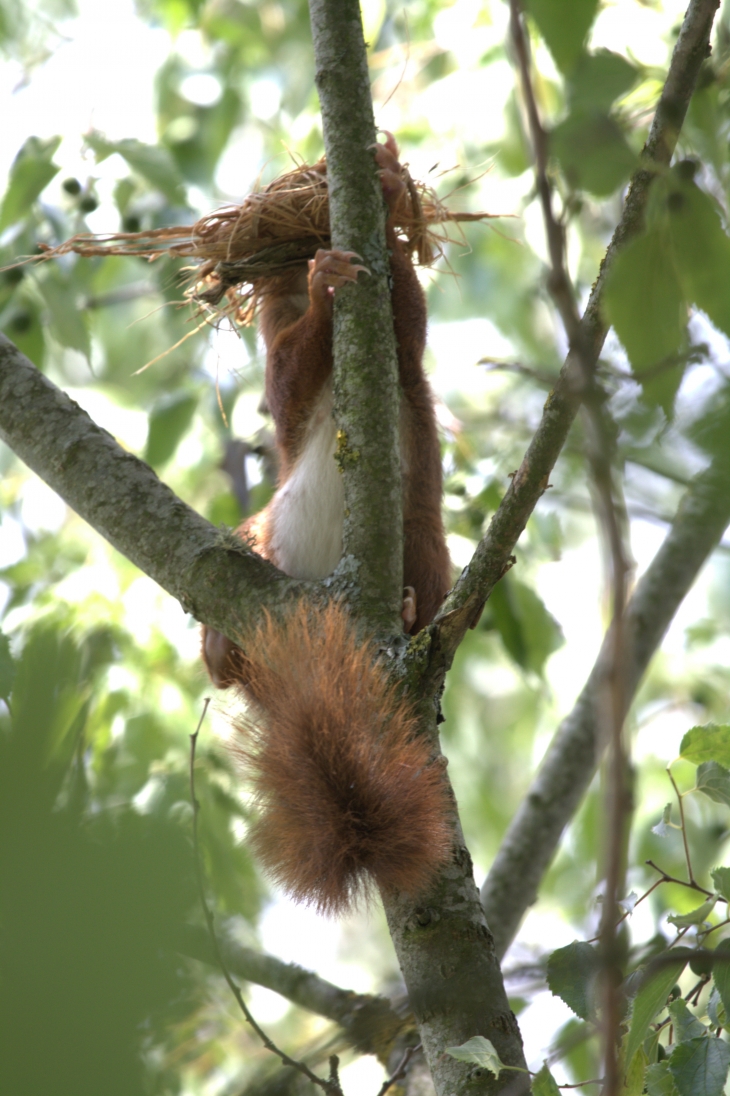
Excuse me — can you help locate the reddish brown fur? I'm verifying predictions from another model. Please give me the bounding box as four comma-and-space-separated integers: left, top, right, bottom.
233, 602, 453, 914
202, 139, 451, 684
199, 140, 453, 911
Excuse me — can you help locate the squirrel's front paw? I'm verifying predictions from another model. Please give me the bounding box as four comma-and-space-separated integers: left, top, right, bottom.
308, 249, 369, 303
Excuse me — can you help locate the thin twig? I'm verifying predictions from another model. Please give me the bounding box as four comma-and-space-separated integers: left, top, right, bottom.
508, 0, 581, 343
376, 1044, 422, 1096
189, 711, 343, 1096
586, 877, 667, 943
508, 4, 633, 1092
702, 916, 730, 938
667, 766, 696, 884
685, 974, 710, 1004
645, 860, 714, 898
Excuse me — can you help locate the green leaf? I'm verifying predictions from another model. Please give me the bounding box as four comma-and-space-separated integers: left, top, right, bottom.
666, 176, 730, 340
444, 1037, 508, 1077
680, 725, 730, 768
668, 998, 708, 1041
687, 385, 730, 462
144, 393, 198, 468
707, 986, 726, 1028
711, 939, 730, 1020
697, 762, 730, 807
568, 49, 638, 111
646, 1062, 680, 1096
0, 631, 15, 701
602, 225, 686, 413
532, 1064, 561, 1095
0, 135, 61, 231
667, 896, 718, 928
487, 575, 563, 675
705, 868, 727, 903
38, 270, 90, 357
546, 941, 599, 1021
85, 132, 186, 205
551, 109, 637, 196
668, 1036, 730, 1096
624, 957, 689, 1069
625, 1047, 649, 1095
526, 0, 599, 73
653, 803, 673, 837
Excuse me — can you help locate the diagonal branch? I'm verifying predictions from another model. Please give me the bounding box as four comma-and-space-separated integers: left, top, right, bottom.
0, 333, 301, 642
427, 0, 721, 680
181, 925, 409, 1055
508, 4, 634, 1088
481, 453, 730, 959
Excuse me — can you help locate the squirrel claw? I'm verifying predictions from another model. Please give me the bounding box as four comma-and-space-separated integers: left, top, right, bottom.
308, 249, 370, 300
402, 586, 417, 632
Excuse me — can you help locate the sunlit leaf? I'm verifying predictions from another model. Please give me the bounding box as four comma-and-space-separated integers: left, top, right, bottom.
532, 1063, 561, 1095
696, 761, 730, 807
526, 0, 599, 73
0, 135, 61, 231
667, 895, 718, 928
487, 575, 563, 676
38, 269, 90, 357
624, 956, 689, 1069
711, 867, 730, 901
620, 891, 639, 914
85, 132, 186, 205
144, 392, 198, 468
546, 941, 599, 1021
680, 725, 730, 767
602, 225, 686, 412
653, 803, 673, 837
551, 109, 637, 196
444, 1037, 508, 1077
666, 174, 730, 340
567, 49, 638, 111
625, 1047, 649, 1096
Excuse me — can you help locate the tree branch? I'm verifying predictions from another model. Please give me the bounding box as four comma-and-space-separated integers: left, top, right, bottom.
309, 5, 529, 1094
427, 0, 721, 678
0, 333, 301, 641
181, 925, 409, 1055
481, 454, 730, 959
309, 0, 404, 634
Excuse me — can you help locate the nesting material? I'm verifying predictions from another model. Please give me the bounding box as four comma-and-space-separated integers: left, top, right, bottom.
36, 156, 493, 324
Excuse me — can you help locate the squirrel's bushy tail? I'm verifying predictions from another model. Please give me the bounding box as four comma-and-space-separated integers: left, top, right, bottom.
233, 601, 452, 915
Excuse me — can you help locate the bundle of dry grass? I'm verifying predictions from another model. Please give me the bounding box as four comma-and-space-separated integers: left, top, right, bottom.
35, 156, 492, 324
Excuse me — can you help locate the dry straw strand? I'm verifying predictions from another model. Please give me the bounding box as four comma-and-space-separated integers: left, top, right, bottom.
28, 156, 498, 327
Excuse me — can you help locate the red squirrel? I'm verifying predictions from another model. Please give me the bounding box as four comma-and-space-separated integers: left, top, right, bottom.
202, 137, 452, 912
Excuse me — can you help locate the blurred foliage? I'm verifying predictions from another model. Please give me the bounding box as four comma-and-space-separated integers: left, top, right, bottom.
4, 0, 730, 1091
0, 619, 256, 1094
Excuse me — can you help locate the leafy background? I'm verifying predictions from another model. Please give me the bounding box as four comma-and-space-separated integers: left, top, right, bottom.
3, 0, 730, 1092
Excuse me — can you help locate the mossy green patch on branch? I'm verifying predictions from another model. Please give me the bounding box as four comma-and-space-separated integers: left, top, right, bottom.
335, 428, 361, 471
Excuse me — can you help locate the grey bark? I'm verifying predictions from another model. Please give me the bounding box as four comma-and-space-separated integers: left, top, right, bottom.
181, 926, 407, 1055
0, 333, 300, 641
482, 456, 730, 959
309, 0, 404, 634
428, 0, 722, 679
309, 3, 529, 1093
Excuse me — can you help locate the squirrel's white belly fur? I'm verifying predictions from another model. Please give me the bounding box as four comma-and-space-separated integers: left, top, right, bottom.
268, 386, 344, 580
